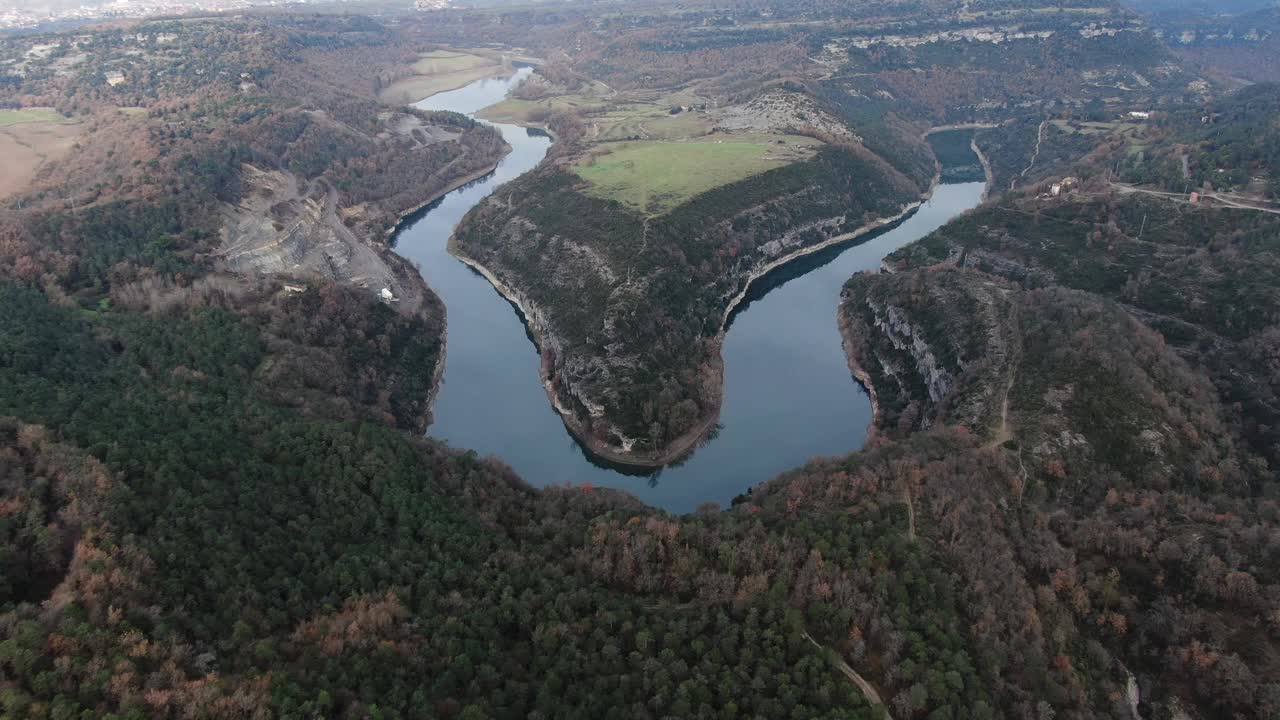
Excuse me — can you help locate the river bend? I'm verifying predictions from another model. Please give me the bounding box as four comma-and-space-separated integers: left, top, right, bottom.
391, 70, 984, 513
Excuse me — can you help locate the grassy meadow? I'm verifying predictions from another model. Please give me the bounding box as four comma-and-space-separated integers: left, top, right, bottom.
573, 137, 817, 213
0, 108, 70, 127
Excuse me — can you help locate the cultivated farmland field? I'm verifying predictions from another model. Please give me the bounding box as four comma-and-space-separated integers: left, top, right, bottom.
573, 136, 818, 213
411, 49, 495, 76
477, 93, 609, 124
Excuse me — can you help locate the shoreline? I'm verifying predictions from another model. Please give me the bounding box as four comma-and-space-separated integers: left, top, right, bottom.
451, 193, 935, 470
719, 201, 924, 329
834, 163, 993, 448
376, 65, 541, 443
838, 307, 884, 443
971, 137, 995, 203
447, 241, 722, 470
402, 65, 712, 469
377, 145, 513, 424
394, 68, 959, 469
378, 49, 544, 108
378, 65, 509, 108
381, 151, 509, 243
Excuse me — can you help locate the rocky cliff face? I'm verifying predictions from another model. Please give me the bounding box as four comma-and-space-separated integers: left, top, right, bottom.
219, 167, 422, 305
840, 268, 1019, 438
840, 258, 1256, 498
869, 300, 957, 404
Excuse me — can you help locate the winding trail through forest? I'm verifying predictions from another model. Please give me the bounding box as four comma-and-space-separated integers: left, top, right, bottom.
1013, 119, 1049, 190
986, 393, 1014, 450
802, 631, 894, 718
985, 388, 1028, 497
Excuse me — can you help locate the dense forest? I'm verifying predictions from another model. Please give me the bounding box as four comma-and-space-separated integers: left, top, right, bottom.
0, 285, 1012, 718
7, 268, 1276, 717
835, 148, 1280, 717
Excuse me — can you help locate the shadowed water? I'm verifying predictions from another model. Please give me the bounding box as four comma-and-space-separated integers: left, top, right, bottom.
391, 70, 984, 513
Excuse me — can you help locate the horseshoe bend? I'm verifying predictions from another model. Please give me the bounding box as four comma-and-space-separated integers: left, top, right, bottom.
2, 2, 1279, 718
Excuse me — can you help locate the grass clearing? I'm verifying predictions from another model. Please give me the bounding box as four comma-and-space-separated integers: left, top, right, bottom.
0, 108, 71, 128
479, 86, 717, 142
477, 93, 609, 123
0, 118, 83, 199
1051, 119, 1144, 137
411, 49, 496, 76
573, 136, 817, 213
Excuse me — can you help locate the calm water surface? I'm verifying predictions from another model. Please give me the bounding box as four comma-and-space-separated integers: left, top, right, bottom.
392, 70, 984, 513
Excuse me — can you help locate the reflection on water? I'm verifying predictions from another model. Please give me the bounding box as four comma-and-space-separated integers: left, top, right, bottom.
391, 70, 984, 513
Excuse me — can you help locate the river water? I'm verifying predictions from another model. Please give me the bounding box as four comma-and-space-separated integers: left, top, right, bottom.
392, 69, 985, 514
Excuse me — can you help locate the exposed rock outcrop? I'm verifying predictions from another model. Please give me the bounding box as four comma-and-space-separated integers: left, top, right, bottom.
718, 89, 862, 143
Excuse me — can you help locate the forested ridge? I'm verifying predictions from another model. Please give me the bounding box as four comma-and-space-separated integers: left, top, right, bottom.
0, 14, 516, 433
836, 149, 1280, 718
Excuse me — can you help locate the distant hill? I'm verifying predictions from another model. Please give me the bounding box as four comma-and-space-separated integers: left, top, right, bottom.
1122, 0, 1279, 19
1145, 6, 1280, 83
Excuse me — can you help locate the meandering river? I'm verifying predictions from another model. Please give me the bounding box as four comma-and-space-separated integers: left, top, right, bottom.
392, 69, 985, 514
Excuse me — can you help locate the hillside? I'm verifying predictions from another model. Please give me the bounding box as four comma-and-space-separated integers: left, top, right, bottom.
834, 198, 1280, 719
1138, 5, 1280, 83
8, 265, 1276, 717
0, 15, 512, 432
6, 253, 1275, 717
826, 76, 1280, 716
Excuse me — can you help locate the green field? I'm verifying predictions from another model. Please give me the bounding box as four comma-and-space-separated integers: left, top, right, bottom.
411, 49, 496, 76
573, 138, 816, 212
1051, 119, 1143, 136
0, 108, 70, 127
478, 93, 609, 124
479, 87, 717, 143
590, 104, 715, 142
